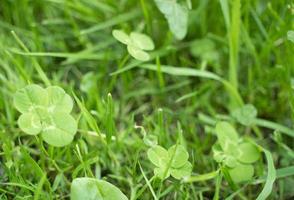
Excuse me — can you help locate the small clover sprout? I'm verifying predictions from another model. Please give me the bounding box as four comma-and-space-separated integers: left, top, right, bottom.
13, 84, 77, 147
147, 144, 192, 180
70, 177, 128, 200
112, 29, 155, 61
213, 121, 260, 183
232, 104, 257, 126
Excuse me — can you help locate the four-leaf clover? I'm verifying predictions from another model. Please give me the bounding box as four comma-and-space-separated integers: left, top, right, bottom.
213, 121, 260, 183
147, 144, 192, 180
13, 84, 77, 147
112, 29, 155, 61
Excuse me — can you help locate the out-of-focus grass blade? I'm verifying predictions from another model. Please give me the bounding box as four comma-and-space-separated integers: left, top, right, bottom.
139, 64, 243, 106
80, 10, 140, 35
72, 92, 104, 144
9, 49, 111, 60
219, 0, 230, 30
275, 166, 294, 178
256, 148, 276, 200
254, 118, 294, 138
138, 163, 158, 200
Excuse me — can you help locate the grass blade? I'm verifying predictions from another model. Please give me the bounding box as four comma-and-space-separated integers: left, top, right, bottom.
256, 148, 276, 200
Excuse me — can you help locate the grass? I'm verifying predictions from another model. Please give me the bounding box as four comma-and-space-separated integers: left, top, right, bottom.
0, 0, 294, 199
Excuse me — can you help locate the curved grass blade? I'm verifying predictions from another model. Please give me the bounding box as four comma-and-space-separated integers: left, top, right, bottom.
256, 148, 276, 200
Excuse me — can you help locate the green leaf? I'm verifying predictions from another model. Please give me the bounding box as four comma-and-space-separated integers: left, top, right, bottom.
127, 45, 150, 61
46, 86, 73, 113
237, 142, 260, 164
147, 145, 169, 167
224, 156, 238, 168
154, 166, 171, 180
154, 0, 188, 40
215, 121, 239, 150
168, 144, 189, 168
70, 177, 128, 200
213, 151, 226, 163
41, 112, 77, 147
287, 30, 294, 43
112, 29, 131, 45
13, 84, 48, 113
18, 113, 42, 135
256, 148, 276, 200
229, 163, 254, 183
223, 140, 239, 157
170, 162, 192, 179
232, 104, 257, 126
130, 32, 154, 50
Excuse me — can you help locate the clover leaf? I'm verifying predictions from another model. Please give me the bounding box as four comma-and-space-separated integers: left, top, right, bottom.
13, 84, 77, 147
112, 30, 155, 61
228, 163, 254, 183
232, 104, 257, 126
213, 121, 260, 183
215, 121, 239, 151
154, 0, 188, 40
147, 144, 192, 180
70, 177, 128, 200
287, 30, 294, 43
237, 142, 260, 164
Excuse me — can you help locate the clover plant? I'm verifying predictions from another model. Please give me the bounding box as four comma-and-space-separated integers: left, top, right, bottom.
13, 84, 77, 147
212, 121, 260, 183
147, 144, 192, 180
112, 29, 154, 61
154, 0, 188, 40
232, 104, 257, 126
70, 177, 128, 200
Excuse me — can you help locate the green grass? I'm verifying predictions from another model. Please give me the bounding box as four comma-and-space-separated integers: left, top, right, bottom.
0, 0, 294, 199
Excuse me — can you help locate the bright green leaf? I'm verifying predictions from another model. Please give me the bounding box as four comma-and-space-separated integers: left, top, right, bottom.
168, 144, 189, 168
154, 0, 188, 40
224, 156, 238, 168
18, 112, 42, 135
238, 142, 260, 164
154, 166, 171, 180
41, 112, 77, 147
147, 145, 169, 167
215, 121, 239, 150
223, 141, 240, 157
46, 86, 73, 113
170, 162, 192, 179
287, 30, 294, 43
127, 45, 150, 61
112, 29, 131, 45
70, 177, 128, 200
13, 84, 48, 113
130, 32, 155, 50
229, 163, 254, 183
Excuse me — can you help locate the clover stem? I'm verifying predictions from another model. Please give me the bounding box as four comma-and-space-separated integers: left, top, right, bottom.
108, 54, 130, 91
35, 137, 63, 173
